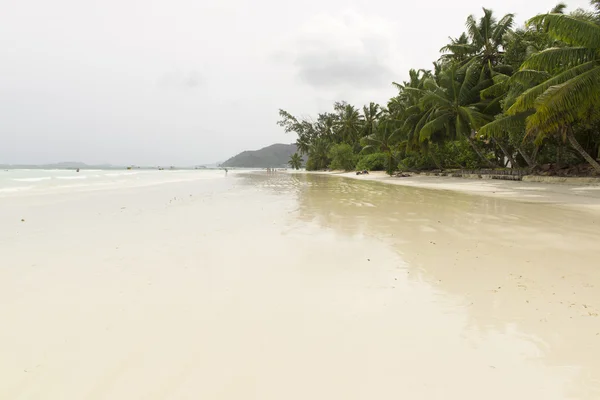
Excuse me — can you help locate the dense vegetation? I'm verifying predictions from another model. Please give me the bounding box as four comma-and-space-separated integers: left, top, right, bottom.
277, 2, 600, 175
221, 143, 297, 168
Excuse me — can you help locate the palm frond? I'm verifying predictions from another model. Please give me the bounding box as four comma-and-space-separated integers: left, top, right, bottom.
482, 96, 503, 114
550, 3, 567, 14
522, 47, 597, 71
509, 69, 551, 85
479, 113, 530, 138
421, 91, 453, 109
413, 109, 435, 140
466, 14, 485, 45
458, 62, 483, 105
458, 106, 490, 130
419, 113, 452, 141
492, 13, 515, 43
480, 81, 507, 99
532, 65, 600, 124
508, 61, 598, 113
527, 13, 600, 48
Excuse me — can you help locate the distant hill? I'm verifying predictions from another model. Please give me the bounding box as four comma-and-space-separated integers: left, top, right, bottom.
221, 143, 297, 168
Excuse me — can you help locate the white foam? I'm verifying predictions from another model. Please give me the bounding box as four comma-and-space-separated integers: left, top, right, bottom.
56, 176, 88, 180
12, 177, 52, 182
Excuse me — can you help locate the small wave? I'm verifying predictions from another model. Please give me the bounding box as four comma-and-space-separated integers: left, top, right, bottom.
105, 171, 141, 177
12, 177, 52, 182
56, 176, 87, 180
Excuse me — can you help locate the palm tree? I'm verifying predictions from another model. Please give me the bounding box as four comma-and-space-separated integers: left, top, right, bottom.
288, 153, 303, 170
362, 102, 383, 138
440, 8, 515, 76
361, 117, 401, 175
333, 102, 364, 147
307, 138, 330, 170
409, 61, 497, 167
506, 8, 600, 172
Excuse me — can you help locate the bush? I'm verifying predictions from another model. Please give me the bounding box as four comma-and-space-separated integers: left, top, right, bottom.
305, 155, 329, 171
398, 151, 436, 170
356, 152, 387, 171
328, 143, 357, 171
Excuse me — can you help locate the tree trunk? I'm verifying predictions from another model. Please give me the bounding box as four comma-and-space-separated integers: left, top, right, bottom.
532, 145, 540, 164
517, 146, 536, 168
566, 128, 600, 173
467, 137, 497, 168
493, 138, 520, 168
429, 150, 443, 170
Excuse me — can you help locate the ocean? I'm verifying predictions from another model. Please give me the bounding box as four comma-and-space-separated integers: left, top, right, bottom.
0, 169, 226, 197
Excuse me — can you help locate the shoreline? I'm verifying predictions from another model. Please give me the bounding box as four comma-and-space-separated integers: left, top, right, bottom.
294, 170, 600, 214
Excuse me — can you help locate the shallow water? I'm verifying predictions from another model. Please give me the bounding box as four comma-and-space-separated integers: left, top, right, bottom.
0, 169, 224, 196
1, 171, 599, 399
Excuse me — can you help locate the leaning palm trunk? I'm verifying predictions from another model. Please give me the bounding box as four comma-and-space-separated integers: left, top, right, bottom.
467, 137, 497, 168
386, 151, 395, 176
493, 138, 520, 168
566, 128, 600, 174
429, 150, 443, 170
517, 146, 536, 169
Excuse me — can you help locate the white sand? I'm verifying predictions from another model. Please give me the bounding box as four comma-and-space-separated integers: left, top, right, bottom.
1, 171, 599, 399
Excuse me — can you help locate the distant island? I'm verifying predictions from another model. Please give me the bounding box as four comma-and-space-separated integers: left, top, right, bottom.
220, 143, 297, 168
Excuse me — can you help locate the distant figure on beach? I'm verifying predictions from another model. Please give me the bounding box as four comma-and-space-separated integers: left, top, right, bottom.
224, 168, 228, 175
76, 168, 80, 173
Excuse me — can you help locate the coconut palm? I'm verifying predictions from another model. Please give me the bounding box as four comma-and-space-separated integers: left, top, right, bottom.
409, 61, 497, 166
506, 8, 600, 172
334, 102, 364, 146
288, 153, 304, 170
362, 102, 383, 138
361, 117, 402, 175
440, 8, 515, 76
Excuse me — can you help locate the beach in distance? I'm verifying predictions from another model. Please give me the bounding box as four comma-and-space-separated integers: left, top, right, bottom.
1, 169, 600, 399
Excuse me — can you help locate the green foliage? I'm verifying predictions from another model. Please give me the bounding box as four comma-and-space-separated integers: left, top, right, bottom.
305, 156, 327, 171
276, 3, 600, 175
328, 143, 357, 171
356, 153, 387, 171
288, 153, 304, 170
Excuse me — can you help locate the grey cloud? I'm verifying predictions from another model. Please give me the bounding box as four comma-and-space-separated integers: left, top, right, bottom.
294, 51, 394, 88
279, 11, 398, 89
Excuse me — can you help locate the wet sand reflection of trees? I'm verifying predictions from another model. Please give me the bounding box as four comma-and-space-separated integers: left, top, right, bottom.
243, 172, 600, 397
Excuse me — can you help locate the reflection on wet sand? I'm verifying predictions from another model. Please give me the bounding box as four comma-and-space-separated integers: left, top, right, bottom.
245, 172, 600, 399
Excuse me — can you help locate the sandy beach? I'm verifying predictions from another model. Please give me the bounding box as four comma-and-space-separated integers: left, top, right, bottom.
1, 170, 599, 399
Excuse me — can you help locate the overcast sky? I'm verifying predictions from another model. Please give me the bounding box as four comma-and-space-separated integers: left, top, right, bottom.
0, 0, 592, 165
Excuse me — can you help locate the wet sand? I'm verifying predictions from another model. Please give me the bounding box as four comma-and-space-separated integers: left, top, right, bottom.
1, 171, 599, 399
311, 170, 600, 214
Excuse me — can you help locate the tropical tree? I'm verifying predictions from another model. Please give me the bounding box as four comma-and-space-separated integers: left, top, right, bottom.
506, 7, 600, 172
362, 102, 383, 138
277, 3, 600, 176
288, 153, 303, 170
440, 8, 515, 77
361, 117, 402, 175
334, 102, 364, 148
410, 61, 497, 167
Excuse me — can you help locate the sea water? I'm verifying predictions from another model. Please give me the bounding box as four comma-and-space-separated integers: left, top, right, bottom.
0, 169, 225, 197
